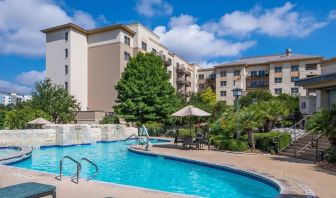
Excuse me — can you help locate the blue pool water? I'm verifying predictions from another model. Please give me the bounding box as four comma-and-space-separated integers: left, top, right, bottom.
11, 140, 279, 198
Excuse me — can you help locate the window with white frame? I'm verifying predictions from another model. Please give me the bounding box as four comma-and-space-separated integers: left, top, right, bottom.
291, 76, 299, 82
220, 91, 226, 97
291, 87, 299, 94
141, 41, 147, 51
124, 35, 131, 46
234, 70, 240, 76
291, 65, 299, 71
124, 51, 131, 60
275, 66, 282, 73
274, 77, 282, 83
274, 88, 282, 95
220, 71, 226, 77
220, 81, 227, 86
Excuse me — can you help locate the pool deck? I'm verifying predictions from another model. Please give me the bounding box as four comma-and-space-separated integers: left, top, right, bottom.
0, 141, 335, 198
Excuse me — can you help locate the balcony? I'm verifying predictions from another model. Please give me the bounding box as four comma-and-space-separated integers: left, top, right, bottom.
185, 81, 191, 87
176, 77, 186, 85
246, 73, 269, 80
176, 64, 186, 74
185, 70, 191, 76
164, 58, 172, 66
246, 81, 269, 90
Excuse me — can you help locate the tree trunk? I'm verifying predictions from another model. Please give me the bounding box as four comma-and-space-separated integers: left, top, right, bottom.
248, 130, 255, 152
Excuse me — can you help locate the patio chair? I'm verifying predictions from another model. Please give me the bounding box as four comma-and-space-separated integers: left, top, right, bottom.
182, 136, 194, 149
194, 133, 204, 149
0, 182, 56, 198
174, 130, 184, 148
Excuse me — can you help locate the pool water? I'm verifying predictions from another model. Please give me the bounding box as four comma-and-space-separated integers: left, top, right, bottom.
12, 140, 279, 198
0, 147, 19, 158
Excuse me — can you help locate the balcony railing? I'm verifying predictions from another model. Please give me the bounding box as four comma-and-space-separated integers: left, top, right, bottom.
185, 70, 191, 76
176, 78, 186, 85
246, 84, 269, 89
185, 81, 191, 87
176, 64, 186, 73
246, 73, 269, 79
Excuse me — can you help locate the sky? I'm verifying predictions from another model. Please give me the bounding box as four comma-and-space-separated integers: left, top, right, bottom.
0, 0, 336, 94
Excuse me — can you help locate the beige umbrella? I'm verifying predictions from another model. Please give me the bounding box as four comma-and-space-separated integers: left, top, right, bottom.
172, 105, 211, 135
28, 117, 52, 125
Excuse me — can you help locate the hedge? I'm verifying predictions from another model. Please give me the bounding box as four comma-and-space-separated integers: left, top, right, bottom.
325, 147, 336, 163
243, 132, 292, 153
211, 137, 249, 152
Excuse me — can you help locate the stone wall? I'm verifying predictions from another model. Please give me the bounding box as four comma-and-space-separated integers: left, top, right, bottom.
0, 124, 137, 147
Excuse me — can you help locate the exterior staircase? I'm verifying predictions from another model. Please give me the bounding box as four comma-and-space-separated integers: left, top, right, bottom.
281, 134, 331, 161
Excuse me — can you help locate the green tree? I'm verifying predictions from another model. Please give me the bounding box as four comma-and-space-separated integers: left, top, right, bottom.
238, 107, 265, 151
307, 104, 336, 146
201, 88, 216, 108
31, 79, 80, 123
114, 52, 178, 123
256, 100, 289, 131
100, 114, 120, 124
4, 105, 51, 129
240, 90, 273, 107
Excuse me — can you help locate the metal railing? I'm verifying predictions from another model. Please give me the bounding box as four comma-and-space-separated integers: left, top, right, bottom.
274, 115, 310, 155
55, 156, 81, 184
311, 133, 325, 162
79, 158, 99, 181
55, 156, 99, 183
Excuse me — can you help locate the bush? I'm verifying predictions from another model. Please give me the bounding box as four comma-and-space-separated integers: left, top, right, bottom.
100, 114, 120, 124
325, 148, 336, 163
243, 132, 292, 153
211, 138, 249, 152
145, 121, 163, 136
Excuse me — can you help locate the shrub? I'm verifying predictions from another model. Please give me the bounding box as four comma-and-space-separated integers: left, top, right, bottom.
243, 132, 292, 153
145, 121, 163, 136
325, 148, 336, 163
179, 128, 196, 137
100, 114, 120, 124
211, 138, 249, 152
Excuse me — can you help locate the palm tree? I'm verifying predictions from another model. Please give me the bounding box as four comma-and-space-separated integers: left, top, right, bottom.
257, 100, 289, 131
237, 107, 264, 152
307, 104, 336, 146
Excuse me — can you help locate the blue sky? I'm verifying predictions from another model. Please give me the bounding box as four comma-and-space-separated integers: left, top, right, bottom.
0, 0, 336, 94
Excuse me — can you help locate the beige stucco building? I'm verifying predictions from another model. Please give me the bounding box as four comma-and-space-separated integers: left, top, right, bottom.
42, 23, 198, 113
197, 49, 323, 105
296, 58, 336, 114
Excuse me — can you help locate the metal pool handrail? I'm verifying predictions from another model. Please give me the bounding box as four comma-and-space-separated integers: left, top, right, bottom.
55, 156, 81, 184
79, 158, 99, 181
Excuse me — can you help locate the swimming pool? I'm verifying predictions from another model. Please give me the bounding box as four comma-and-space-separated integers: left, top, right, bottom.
11, 139, 280, 198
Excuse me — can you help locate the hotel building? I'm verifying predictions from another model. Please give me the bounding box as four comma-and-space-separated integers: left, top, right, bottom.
197, 49, 323, 105
42, 23, 198, 113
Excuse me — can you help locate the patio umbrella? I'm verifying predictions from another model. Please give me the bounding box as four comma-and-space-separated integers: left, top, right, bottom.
28, 118, 52, 125
172, 105, 211, 135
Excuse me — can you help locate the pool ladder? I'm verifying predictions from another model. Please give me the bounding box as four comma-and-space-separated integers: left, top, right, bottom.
55, 156, 98, 184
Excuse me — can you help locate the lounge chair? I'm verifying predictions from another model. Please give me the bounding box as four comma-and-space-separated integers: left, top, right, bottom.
0, 182, 56, 198
174, 130, 184, 148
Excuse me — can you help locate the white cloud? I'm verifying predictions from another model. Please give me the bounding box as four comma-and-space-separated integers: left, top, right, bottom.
0, 80, 31, 94
0, 0, 96, 56
154, 14, 256, 62
135, 0, 173, 17
16, 70, 45, 86
0, 70, 45, 94
328, 10, 336, 20
204, 2, 330, 38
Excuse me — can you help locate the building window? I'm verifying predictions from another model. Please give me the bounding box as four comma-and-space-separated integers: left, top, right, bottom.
65, 82, 68, 91
220, 81, 227, 87
220, 91, 226, 97
274, 77, 282, 83
65, 49, 68, 58
124, 35, 131, 46
306, 63, 317, 70
250, 71, 257, 77
199, 74, 204, 79
220, 71, 226, 77
209, 73, 216, 79
199, 84, 204, 88
234, 70, 240, 76
291, 76, 299, 82
65, 65, 68, 75
124, 51, 131, 60
291, 65, 299, 71
65, 32, 69, 41
275, 88, 282, 95
258, 70, 267, 77
291, 87, 299, 94
275, 66, 282, 73
251, 81, 258, 88
152, 48, 157, 55
141, 41, 147, 51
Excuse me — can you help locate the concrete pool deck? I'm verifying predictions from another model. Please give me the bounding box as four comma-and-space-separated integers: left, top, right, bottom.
0, 142, 335, 198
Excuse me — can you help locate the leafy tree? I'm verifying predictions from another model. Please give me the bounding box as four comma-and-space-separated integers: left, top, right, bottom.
256, 100, 289, 131
114, 52, 178, 123
240, 90, 273, 107
237, 107, 264, 151
201, 88, 216, 108
100, 114, 120, 124
31, 79, 80, 123
4, 105, 51, 129
276, 93, 299, 116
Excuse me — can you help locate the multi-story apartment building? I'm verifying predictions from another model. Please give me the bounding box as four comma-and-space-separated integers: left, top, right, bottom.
0, 92, 32, 106
42, 23, 198, 112
197, 49, 323, 105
